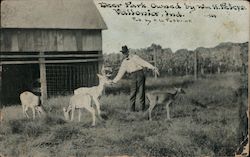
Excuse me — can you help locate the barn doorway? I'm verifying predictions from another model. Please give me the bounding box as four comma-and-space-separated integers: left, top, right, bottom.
1, 64, 40, 105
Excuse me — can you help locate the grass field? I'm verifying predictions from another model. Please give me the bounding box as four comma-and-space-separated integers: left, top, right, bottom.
0, 73, 246, 157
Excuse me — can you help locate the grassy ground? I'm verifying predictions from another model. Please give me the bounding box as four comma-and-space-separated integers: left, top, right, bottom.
0, 73, 245, 157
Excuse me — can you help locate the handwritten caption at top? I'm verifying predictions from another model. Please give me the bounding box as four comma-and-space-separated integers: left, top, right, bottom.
97, 1, 247, 25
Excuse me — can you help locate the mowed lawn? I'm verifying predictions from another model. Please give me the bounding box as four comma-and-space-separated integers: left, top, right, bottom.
0, 73, 245, 157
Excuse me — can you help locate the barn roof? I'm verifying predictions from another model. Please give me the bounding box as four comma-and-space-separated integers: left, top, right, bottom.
0, 0, 107, 29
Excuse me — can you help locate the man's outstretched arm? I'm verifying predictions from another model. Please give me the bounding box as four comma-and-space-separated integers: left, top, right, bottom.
113, 62, 126, 83
135, 55, 160, 76
134, 55, 155, 69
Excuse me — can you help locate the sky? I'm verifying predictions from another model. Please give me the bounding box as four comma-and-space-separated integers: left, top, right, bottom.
94, 0, 249, 54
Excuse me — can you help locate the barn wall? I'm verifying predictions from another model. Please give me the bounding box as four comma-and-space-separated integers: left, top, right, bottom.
0, 29, 102, 52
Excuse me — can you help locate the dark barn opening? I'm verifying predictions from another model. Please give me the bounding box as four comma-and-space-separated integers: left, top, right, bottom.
2, 64, 40, 105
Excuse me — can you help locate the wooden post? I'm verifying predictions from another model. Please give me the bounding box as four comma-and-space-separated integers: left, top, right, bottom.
201, 66, 204, 75
39, 52, 47, 104
218, 61, 221, 74
185, 60, 188, 76
98, 51, 103, 73
194, 51, 198, 80
0, 65, 2, 108
154, 48, 157, 79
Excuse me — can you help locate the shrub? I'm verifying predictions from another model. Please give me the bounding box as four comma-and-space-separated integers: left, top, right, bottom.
52, 125, 81, 142
8, 119, 30, 134
43, 115, 66, 125
7, 118, 48, 137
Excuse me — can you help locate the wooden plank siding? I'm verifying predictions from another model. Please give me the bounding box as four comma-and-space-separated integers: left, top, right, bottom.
0, 29, 102, 52
0, 65, 2, 106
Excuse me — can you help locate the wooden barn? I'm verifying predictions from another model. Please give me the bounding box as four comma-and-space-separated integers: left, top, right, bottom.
0, 0, 107, 105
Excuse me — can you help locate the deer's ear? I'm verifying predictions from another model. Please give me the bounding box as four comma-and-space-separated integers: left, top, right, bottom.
97, 74, 102, 77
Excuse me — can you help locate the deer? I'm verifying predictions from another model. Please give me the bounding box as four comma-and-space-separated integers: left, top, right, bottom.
63, 94, 96, 126
20, 91, 45, 119
145, 87, 185, 121
73, 66, 112, 120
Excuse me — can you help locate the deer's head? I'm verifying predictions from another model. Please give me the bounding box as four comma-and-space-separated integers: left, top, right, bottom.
175, 87, 186, 94
97, 65, 113, 85
35, 106, 46, 115
97, 74, 112, 85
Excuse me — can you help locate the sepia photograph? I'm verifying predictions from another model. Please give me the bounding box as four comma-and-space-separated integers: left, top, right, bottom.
0, 0, 249, 156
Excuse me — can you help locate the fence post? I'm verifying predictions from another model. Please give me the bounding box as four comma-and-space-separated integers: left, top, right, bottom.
218, 61, 221, 74
0, 64, 2, 107
185, 60, 188, 76
98, 51, 103, 74
194, 51, 198, 80
154, 48, 157, 79
39, 52, 47, 104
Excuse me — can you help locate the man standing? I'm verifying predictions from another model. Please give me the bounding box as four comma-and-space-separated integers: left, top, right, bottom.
112, 45, 159, 111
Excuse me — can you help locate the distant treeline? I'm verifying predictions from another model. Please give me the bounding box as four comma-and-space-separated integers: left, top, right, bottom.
104, 42, 248, 76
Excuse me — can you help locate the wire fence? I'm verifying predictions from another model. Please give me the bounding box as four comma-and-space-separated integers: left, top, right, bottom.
46, 62, 99, 97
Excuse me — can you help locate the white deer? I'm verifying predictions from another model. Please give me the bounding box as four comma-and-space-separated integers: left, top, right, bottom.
63, 94, 96, 126
74, 66, 112, 120
20, 91, 45, 119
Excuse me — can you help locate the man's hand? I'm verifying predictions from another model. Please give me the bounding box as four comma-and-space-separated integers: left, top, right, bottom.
153, 67, 160, 76
110, 80, 117, 85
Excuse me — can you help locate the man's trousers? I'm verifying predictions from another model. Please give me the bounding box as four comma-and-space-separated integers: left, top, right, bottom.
129, 70, 146, 111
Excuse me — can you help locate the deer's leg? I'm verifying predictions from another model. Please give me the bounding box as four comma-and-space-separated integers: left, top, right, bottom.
25, 107, 30, 118
35, 107, 41, 117
32, 107, 36, 120
78, 109, 82, 122
165, 101, 172, 120
93, 97, 103, 120
90, 108, 96, 126
149, 104, 155, 121
23, 105, 29, 118
63, 108, 70, 121
37, 108, 41, 117
84, 104, 96, 126
148, 97, 156, 121
71, 105, 75, 121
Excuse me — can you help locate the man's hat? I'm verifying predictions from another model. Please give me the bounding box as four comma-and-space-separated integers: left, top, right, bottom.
120, 45, 129, 53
